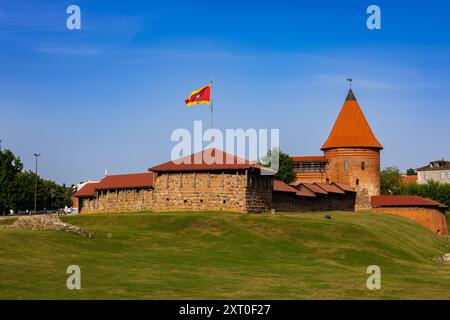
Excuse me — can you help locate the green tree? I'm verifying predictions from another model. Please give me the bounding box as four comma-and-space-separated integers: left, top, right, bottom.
40, 179, 72, 209
0, 149, 23, 214
11, 171, 37, 211
380, 167, 403, 195
399, 181, 450, 207
261, 148, 296, 184
11, 171, 72, 211
406, 168, 417, 176
1, 146, 72, 213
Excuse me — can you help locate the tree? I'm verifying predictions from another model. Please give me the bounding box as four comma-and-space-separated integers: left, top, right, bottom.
399, 181, 450, 207
0, 149, 23, 214
0, 146, 72, 213
406, 168, 417, 176
11, 171, 72, 211
261, 148, 296, 184
11, 171, 37, 211
380, 167, 403, 195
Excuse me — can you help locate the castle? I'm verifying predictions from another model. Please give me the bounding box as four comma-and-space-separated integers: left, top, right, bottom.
73, 87, 448, 236
75, 88, 368, 214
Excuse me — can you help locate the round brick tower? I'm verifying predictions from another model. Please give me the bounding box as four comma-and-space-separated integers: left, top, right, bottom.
321, 89, 383, 210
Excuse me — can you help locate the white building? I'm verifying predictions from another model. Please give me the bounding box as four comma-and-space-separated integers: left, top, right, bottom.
416, 159, 450, 184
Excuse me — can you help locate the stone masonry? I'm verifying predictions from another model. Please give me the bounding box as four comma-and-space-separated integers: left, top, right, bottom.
80, 170, 273, 214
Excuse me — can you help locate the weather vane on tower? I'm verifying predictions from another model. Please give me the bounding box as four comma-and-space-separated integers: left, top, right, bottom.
346, 76, 353, 88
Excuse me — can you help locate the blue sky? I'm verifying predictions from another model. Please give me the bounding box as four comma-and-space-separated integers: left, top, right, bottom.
1, 0, 449, 185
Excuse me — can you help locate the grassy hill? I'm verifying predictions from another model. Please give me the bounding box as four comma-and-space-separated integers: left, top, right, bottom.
0, 211, 449, 299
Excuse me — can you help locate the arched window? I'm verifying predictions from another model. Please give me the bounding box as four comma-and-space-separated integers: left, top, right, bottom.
356, 178, 359, 186
344, 160, 349, 172
361, 161, 366, 170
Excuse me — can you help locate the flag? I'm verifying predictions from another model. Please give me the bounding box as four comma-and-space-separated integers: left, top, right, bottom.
185, 83, 211, 106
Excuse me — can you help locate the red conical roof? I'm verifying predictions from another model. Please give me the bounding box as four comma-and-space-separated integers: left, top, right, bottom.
321, 89, 383, 150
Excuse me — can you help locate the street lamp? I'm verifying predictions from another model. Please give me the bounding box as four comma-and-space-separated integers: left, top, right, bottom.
33, 153, 41, 213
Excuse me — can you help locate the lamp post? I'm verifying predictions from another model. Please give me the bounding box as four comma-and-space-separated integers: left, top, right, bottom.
33, 153, 41, 213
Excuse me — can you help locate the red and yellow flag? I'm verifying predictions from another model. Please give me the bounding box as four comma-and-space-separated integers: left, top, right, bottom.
185, 83, 211, 106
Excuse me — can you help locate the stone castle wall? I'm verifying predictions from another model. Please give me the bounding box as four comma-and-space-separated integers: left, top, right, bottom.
80, 171, 273, 214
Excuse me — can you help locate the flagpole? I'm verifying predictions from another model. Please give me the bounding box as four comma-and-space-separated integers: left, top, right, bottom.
210, 80, 214, 148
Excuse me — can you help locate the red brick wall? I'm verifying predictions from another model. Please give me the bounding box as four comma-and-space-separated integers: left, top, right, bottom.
72, 196, 78, 209
294, 172, 328, 184
371, 207, 448, 237
324, 148, 380, 210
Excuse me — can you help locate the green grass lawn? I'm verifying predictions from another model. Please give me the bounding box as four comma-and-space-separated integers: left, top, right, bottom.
0, 211, 449, 299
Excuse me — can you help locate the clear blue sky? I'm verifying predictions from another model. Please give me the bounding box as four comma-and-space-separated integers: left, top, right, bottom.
1, 0, 449, 185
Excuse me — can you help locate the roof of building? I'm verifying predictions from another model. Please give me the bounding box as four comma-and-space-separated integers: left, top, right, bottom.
416, 160, 450, 171
402, 175, 418, 185
314, 183, 345, 194
331, 182, 356, 193
148, 148, 271, 173
291, 156, 327, 163
371, 195, 447, 209
274, 180, 316, 197
290, 179, 303, 186
273, 180, 298, 193
295, 185, 317, 197
73, 182, 100, 198
95, 172, 155, 190
300, 182, 329, 194
321, 89, 383, 151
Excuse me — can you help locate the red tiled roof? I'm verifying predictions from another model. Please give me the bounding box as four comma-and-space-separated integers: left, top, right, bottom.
331, 182, 355, 193
301, 182, 328, 194
295, 185, 316, 197
321, 89, 383, 150
74, 182, 100, 198
290, 179, 303, 186
314, 183, 344, 194
291, 156, 327, 163
96, 172, 155, 190
402, 175, 417, 185
149, 148, 270, 173
371, 195, 447, 209
273, 180, 298, 193
274, 180, 316, 197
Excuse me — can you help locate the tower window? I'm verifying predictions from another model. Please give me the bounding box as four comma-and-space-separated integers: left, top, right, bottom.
356, 178, 359, 186
361, 162, 366, 170
344, 160, 349, 172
